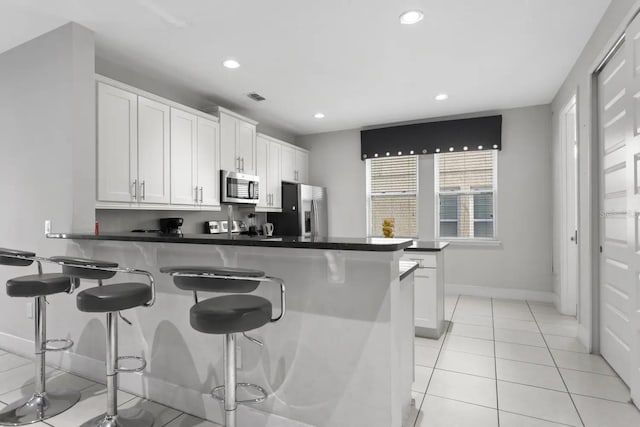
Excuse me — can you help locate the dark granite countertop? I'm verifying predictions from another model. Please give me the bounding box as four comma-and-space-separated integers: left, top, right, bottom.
405, 240, 450, 252
47, 232, 414, 252
399, 260, 419, 281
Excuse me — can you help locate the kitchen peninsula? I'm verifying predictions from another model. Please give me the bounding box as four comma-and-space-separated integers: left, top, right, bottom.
47, 232, 425, 427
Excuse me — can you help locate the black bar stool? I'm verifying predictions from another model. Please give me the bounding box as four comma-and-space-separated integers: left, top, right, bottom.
0, 248, 80, 425
160, 266, 285, 427
49, 256, 156, 427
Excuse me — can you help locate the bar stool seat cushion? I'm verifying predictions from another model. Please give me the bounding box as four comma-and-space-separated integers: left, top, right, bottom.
6, 273, 72, 297
190, 295, 272, 334
77, 283, 151, 312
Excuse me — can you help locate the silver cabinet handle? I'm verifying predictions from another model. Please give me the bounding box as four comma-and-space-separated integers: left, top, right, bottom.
241, 157, 245, 172
132, 179, 138, 199
200, 186, 204, 203
236, 157, 241, 171
141, 180, 146, 200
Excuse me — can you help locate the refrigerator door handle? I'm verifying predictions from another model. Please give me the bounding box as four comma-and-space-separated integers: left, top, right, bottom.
311, 199, 319, 237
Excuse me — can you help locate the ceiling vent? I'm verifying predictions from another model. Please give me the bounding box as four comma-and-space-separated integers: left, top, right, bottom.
247, 92, 266, 102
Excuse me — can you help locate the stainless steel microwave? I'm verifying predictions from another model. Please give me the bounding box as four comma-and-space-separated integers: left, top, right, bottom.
220, 170, 260, 205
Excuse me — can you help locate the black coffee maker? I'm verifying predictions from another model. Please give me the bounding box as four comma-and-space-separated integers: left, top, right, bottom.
159, 218, 183, 235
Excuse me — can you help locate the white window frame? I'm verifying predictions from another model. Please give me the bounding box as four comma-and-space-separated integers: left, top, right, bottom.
434, 150, 499, 243
365, 156, 419, 238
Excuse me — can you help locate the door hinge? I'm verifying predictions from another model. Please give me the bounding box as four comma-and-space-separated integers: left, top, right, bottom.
600, 245, 603, 253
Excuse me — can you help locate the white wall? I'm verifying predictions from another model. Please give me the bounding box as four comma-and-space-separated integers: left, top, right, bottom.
0, 22, 95, 340
297, 130, 367, 238
298, 105, 553, 296
551, 0, 639, 350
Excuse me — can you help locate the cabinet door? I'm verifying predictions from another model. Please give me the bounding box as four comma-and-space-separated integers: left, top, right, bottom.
219, 113, 239, 172
237, 120, 256, 175
256, 136, 269, 209
268, 141, 282, 209
170, 108, 197, 206
296, 149, 309, 183
196, 117, 220, 207
281, 144, 296, 182
414, 269, 437, 330
97, 83, 138, 203
138, 96, 170, 204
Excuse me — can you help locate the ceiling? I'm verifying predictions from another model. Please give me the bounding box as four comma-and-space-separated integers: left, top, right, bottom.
0, 0, 611, 136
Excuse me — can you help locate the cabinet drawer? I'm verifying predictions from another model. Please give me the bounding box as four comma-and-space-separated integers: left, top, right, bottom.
402, 254, 437, 268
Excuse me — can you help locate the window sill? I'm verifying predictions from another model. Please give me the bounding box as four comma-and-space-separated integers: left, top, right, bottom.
437, 239, 502, 248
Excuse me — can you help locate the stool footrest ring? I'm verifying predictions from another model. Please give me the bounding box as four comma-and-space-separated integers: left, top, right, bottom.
211, 383, 267, 404
116, 356, 147, 373
44, 338, 74, 352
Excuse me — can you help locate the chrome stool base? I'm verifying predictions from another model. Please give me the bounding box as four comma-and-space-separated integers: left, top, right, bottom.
0, 390, 81, 426
211, 383, 268, 404
78, 408, 154, 427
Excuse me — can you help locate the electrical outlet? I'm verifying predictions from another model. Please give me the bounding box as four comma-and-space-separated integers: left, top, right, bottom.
44, 220, 51, 235
236, 345, 242, 370
26, 302, 33, 319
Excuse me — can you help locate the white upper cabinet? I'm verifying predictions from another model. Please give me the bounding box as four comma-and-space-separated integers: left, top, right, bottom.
281, 145, 296, 182
281, 143, 310, 184
97, 82, 138, 203
256, 136, 269, 210
219, 108, 257, 175
296, 149, 309, 184
137, 96, 170, 204
170, 108, 197, 206
256, 134, 283, 212
196, 117, 220, 207
268, 140, 282, 209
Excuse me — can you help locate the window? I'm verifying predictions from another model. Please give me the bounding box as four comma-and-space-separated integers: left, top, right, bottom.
367, 156, 418, 238
435, 151, 497, 240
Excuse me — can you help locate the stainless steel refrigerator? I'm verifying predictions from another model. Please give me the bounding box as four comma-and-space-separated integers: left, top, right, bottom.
267, 182, 328, 237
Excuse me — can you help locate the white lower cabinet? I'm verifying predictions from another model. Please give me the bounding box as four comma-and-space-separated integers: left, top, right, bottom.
402, 251, 446, 338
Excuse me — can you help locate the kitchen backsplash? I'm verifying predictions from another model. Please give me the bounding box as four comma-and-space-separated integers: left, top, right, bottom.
96, 208, 267, 234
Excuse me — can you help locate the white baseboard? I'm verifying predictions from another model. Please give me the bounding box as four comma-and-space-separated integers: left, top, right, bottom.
445, 284, 555, 303
553, 292, 561, 312
0, 332, 311, 427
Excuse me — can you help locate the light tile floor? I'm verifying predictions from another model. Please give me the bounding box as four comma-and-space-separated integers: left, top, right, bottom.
409, 295, 640, 427
0, 354, 219, 427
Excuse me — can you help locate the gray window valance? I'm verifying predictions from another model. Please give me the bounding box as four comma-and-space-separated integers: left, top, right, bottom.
360, 115, 502, 160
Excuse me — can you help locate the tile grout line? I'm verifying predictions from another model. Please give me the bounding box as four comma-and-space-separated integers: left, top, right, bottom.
413, 295, 461, 427
526, 300, 586, 427
490, 298, 500, 427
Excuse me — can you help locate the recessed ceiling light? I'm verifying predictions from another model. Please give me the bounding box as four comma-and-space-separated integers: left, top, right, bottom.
223, 59, 240, 69
435, 93, 449, 101
314, 113, 325, 119
400, 10, 424, 25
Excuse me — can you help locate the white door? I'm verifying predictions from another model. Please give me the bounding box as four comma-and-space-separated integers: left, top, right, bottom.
96, 83, 137, 203
196, 117, 220, 207
170, 108, 197, 206
560, 97, 578, 316
219, 112, 239, 172
281, 144, 296, 182
138, 96, 170, 204
256, 136, 269, 209
237, 120, 256, 175
296, 149, 309, 183
269, 140, 282, 209
598, 29, 637, 389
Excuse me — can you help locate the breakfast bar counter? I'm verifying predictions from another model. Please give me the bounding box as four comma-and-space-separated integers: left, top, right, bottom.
46, 233, 415, 427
